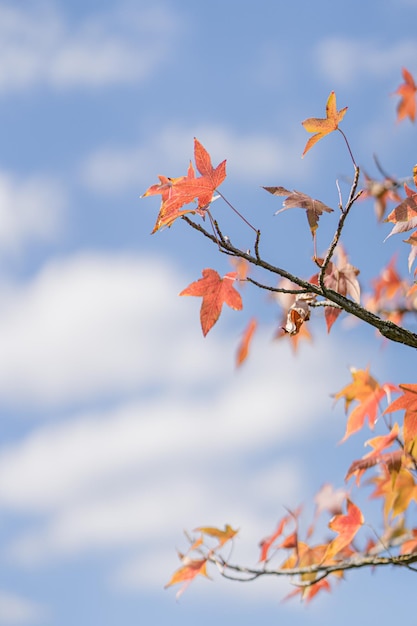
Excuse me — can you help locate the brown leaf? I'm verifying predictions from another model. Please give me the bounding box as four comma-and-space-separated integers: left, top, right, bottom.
264, 186, 333, 236
384, 188, 417, 240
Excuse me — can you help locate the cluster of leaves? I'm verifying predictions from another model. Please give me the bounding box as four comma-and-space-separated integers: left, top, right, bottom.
143, 68, 417, 601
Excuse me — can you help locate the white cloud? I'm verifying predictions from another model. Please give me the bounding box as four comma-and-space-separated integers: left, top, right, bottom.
0, 3, 181, 92
0, 321, 366, 575
0, 172, 65, 254
0, 589, 46, 625
0, 251, 227, 407
82, 124, 305, 193
315, 37, 417, 86
0, 250, 371, 600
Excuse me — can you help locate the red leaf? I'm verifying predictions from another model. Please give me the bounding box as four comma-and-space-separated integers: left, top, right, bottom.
165, 556, 209, 599
259, 509, 301, 562
236, 318, 257, 367
326, 499, 364, 558
385, 383, 417, 452
194, 138, 227, 189
394, 67, 417, 122
180, 269, 243, 336
142, 139, 226, 233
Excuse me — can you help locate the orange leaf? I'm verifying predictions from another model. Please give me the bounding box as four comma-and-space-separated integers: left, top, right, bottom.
285, 578, 331, 603
310, 246, 360, 333
259, 509, 301, 562
400, 529, 417, 555
165, 556, 209, 599
194, 524, 238, 548
334, 367, 398, 442
301, 91, 348, 157
369, 466, 417, 518
142, 139, 226, 233
385, 383, 417, 452
180, 269, 243, 336
394, 67, 417, 122
326, 499, 364, 559
236, 317, 257, 367
345, 423, 402, 484
194, 138, 227, 189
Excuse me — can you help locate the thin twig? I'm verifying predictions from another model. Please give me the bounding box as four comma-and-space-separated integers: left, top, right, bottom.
181, 216, 417, 349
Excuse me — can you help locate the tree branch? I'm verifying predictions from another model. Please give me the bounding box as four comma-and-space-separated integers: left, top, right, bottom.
210, 550, 417, 584
181, 216, 417, 350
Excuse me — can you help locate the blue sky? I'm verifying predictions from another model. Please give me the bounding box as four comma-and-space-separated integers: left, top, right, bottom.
0, 1, 417, 624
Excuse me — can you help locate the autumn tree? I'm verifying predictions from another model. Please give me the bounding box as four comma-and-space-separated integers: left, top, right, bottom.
142, 70, 417, 602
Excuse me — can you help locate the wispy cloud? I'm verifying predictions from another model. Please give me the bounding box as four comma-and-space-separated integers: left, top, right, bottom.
0, 589, 46, 625
0, 253, 368, 591
0, 172, 66, 255
81, 124, 305, 193
0, 252, 227, 407
0, 3, 182, 93
315, 37, 417, 86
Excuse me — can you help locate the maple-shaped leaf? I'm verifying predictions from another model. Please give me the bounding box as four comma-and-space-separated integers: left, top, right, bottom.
194, 524, 238, 548
142, 163, 200, 233
264, 186, 333, 237
334, 367, 398, 442
142, 139, 226, 233
385, 383, 417, 452
345, 449, 403, 486
361, 172, 402, 221
259, 509, 301, 562
403, 231, 417, 272
400, 528, 417, 555
370, 466, 417, 518
180, 269, 243, 336
365, 256, 409, 326
229, 257, 250, 281
236, 317, 257, 367
285, 577, 331, 604
281, 541, 337, 602
193, 138, 227, 188
165, 555, 209, 599
345, 423, 402, 484
371, 256, 406, 302
384, 183, 417, 240
311, 246, 360, 332
394, 67, 417, 122
325, 499, 364, 559
301, 91, 348, 157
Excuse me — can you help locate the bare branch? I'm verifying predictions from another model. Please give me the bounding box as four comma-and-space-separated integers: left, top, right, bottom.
181, 215, 417, 349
